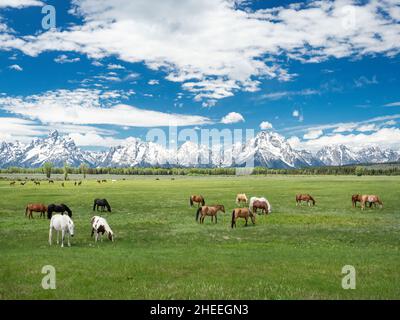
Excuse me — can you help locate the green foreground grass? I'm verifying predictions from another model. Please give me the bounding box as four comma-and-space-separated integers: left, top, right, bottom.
0, 175, 399, 299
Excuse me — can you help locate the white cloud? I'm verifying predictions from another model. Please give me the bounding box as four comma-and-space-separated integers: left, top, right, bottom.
291, 128, 400, 152
259, 121, 273, 130
303, 129, 323, 140
3, 0, 399, 105
8, 64, 23, 71
68, 132, 128, 147
0, 89, 212, 127
292, 110, 300, 118
148, 79, 159, 85
354, 75, 378, 88
54, 54, 80, 64
384, 101, 400, 107
221, 112, 245, 124
357, 124, 378, 132
0, 0, 43, 8
260, 89, 319, 100
107, 64, 125, 70
384, 120, 396, 126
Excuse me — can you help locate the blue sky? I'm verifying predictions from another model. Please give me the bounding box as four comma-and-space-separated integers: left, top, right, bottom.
0, 0, 399, 151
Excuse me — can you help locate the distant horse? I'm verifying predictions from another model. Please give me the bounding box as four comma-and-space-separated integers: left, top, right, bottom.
78, 181, 82, 186
49, 180, 54, 184
296, 194, 316, 206
10, 181, 15, 186
91, 216, 114, 242
74, 181, 77, 186
97, 180, 101, 184
49, 214, 74, 247
20, 181, 26, 186
249, 197, 271, 214
196, 205, 225, 224
189, 195, 205, 207
236, 194, 248, 205
47, 204, 72, 219
34, 181, 40, 186
61, 182, 65, 187
25, 203, 47, 219
361, 195, 383, 210
231, 208, 255, 228
102, 179, 107, 183
93, 199, 112, 212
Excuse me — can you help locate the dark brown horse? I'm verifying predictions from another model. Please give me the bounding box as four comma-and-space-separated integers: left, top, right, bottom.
231, 208, 255, 228
25, 203, 47, 219
189, 195, 205, 207
9, 181, 15, 186
196, 205, 225, 224
296, 194, 316, 206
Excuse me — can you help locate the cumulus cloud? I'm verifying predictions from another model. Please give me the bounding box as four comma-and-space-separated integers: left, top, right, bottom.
0, 89, 212, 127
8, 64, 23, 71
0, 0, 43, 8
107, 64, 125, 70
220, 112, 245, 124
303, 129, 323, 140
54, 54, 80, 64
2, 0, 399, 105
259, 121, 273, 130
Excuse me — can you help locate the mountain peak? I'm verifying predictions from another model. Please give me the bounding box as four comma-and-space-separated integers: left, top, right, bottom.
48, 130, 59, 139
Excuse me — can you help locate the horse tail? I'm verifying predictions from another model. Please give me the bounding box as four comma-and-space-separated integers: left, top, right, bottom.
47, 205, 52, 219
25, 206, 29, 216
196, 207, 201, 222
190, 196, 194, 207
231, 210, 236, 228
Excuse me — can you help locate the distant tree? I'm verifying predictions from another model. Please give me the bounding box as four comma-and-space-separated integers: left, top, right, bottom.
63, 162, 69, 181
43, 162, 53, 179
79, 163, 89, 179
355, 166, 364, 176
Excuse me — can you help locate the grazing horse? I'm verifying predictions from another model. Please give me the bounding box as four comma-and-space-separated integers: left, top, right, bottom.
296, 194, 316, 206
10, 181, 15, 186
97, 180, 101, 184
102, 179, 107, 183
189, 195, 205, 207
78, 181, 82, 186
231, 208, 255, 228
91, 216, 114, 242
93, 199, 112, 212
20, 181, 26, 186
249, 197, 271, 214
61, 182, 65, 187
47, 204, 72, 219
196, 205, 225, 224
26, 203, 47, 219
361, 195, 383, 210
352, 194, 362, 208
48, 180, 54, 184
34, 181, 41, 186
49, 214, 74, 247
236, 194, 248, 205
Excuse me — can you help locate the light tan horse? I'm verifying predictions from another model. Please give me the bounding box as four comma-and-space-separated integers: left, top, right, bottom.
296, 194, 316, 206
189, 195, 205, 207
196, 205, 225, 224
361, 195, 383, 210
25, 203, 47, 219
231, 208, 256, 228
236, 194, 248, 205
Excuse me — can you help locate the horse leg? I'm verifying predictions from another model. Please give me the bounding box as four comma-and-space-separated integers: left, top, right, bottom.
245, 217, 248, 226
48, 228, 52, 246
215, 214, 217, 224
67, 233, 71, 247
57, 230, 59, 245
61, 230, 64, 247
95, 232, 98, 243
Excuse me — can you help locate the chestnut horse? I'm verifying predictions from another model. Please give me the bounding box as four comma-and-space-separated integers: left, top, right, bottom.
296, 194, 316, 206
231, 208, 255, 228
361, 195, 383, 210
196, 205, 225, 224
249, 197, 271, 215
25, 203, 47, 219
189, 195, 205, 207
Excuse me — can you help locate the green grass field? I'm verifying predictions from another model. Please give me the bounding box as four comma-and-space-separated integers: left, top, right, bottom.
0, 175, 399, 299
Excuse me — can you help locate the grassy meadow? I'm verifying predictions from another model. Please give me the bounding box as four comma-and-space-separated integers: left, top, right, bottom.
0, 175, 399, 299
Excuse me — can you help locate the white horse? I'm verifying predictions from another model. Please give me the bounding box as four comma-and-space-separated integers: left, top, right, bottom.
91, 216, 114, 242
249, 196, 272, 214
49, 214, 75, 247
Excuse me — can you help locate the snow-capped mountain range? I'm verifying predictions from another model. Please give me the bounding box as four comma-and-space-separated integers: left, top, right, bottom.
0, 130, 399, 168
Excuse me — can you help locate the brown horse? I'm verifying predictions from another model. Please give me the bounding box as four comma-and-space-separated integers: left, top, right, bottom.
196, 205, 225, 224
296, 194, 316, 206
231, 208, 255, 228
25, 203, 47, 219
352, 194, 362, 208
189, 195, 205, 207
10, 181, 15, 186
361, 195, 383, 210
252, 200, 270, 214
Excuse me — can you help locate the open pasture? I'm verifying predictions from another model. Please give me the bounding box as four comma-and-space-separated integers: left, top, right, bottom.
0, 175, 399, 299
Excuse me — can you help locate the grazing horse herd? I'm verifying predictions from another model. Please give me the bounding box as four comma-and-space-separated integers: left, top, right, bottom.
19, 179, 383, 247
191, 192, 384, 229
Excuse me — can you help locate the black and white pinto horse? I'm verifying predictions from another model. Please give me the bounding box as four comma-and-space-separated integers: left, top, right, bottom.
47, 204, 72, 219
93, 199, 112, 212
